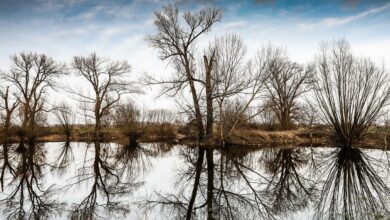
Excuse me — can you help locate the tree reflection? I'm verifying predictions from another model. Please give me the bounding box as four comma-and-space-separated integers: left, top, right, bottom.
314, 147, 390, 220
143, 146, 274, 220
54, 141, 74, 174
2, 141, 390, 219
113, 142, 153, 182
261, 148, 314, 215
214, 148, 273, 219
67, 141, 146, 219
0, 142, 63, 219
142, 147, 204, 219
0, 142, 16, 191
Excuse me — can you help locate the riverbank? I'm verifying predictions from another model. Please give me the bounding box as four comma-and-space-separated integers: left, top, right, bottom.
1, 125, 389, 150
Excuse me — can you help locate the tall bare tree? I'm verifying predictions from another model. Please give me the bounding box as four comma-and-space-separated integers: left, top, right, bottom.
216, 45, 272, 144
147, 4, 222, 141
264, 45, 313, 130
71, 53, 137, 139
312, 39, 390, 146
207, 34, 251, 144
1, 52, 66, 139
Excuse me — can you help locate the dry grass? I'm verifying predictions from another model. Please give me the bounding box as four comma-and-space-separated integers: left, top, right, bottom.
221, 127, 329, 146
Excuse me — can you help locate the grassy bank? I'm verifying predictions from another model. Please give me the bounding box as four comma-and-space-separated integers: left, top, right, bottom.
1, 124, 389, 149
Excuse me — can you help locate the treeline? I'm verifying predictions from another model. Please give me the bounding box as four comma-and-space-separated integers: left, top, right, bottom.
1, 5, 389, 147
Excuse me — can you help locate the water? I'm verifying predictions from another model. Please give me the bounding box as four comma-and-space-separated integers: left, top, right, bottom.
0, 142, 390, 220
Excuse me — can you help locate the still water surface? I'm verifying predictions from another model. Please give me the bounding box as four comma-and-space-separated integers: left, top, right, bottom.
0, 142, 390, 219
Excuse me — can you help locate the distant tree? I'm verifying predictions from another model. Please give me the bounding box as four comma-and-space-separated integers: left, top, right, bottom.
71, 53, 138, 139
53, 102, 74, 141
0, 52, 66, 140
264, 45, 313, 130
215, 43, 275, 143
114, 100, 144, 145
312, 39, 390, 146
209, 34, 264, 143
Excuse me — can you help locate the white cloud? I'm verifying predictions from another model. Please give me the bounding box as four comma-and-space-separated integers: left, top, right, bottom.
1, 1, 390, 112
299, 2, 390, 30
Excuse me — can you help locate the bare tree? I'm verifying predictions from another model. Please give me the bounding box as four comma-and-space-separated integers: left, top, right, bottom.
258, 100, 277, 130
213, 35, 247, 142
146, 109, 176, 124
147, 7, 221, 218
71, 53, 138, 139
264, 45, 313, 130
1, 52, 66, 140
204, 34, 249, 143
217, 45, 272, 145
312, 39, 390, 146
114, 100, 144, 145
53, 102, 74, 141
146, 4, 222, 141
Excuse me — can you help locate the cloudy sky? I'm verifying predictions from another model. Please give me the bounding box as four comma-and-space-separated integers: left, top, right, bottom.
1, 0, 390, 110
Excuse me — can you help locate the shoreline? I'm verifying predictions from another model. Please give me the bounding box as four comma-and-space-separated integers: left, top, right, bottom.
1, 127, 389, 151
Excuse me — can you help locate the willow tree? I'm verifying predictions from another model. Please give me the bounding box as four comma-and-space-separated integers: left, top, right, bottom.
71, 53, 137, 139
312, 39, 390, 147
1, 52, 66, 139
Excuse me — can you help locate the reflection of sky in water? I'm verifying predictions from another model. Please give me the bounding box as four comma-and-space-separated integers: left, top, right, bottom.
0, 143, 390, 219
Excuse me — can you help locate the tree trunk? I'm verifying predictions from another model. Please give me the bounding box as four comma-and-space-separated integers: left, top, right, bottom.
204, 55, 214, 139
186, 148, 205, 220
184, 57, 204, 141
280, 108, 291, 130
95, 113, 101, 140
3, 115, 11, 141
206, 149, 214, 220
